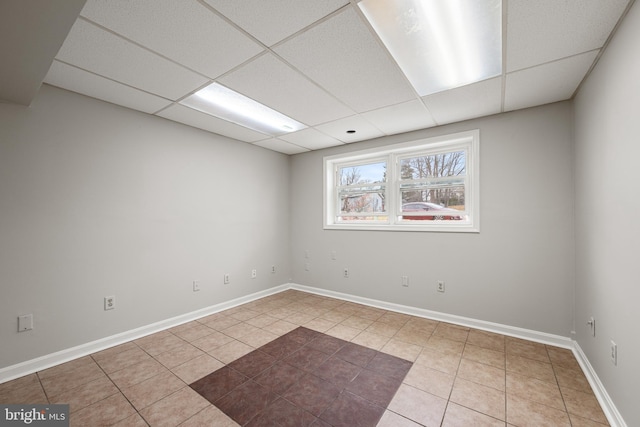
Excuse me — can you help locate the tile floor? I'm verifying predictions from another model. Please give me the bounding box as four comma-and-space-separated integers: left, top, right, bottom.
0, 290, 609, 426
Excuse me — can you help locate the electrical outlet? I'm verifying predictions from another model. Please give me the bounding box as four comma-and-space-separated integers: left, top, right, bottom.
401, 276, 409, 287
104, 296, 115, 310
343, 268, 349, 278
587, 317, 596, 337
271, 265, 276, 274
18, 314, 33, 332
611, 340, 617, 366
193, 280, 200, 292
224, 274, 230, 284
251, 269, 257, 279
437, 281, 445, 293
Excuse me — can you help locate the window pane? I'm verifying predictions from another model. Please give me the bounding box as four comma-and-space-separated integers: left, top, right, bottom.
400, 151, 465, 180
339, 187, 386, 215
401, 185, 465, 210
339, 161, 386, 186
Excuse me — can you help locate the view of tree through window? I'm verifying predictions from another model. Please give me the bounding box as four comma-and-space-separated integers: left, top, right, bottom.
399, 151, 466, 213
338, 161, 386, 220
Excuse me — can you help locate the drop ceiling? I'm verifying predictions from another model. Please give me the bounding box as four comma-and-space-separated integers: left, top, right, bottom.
6, 0, 635, 154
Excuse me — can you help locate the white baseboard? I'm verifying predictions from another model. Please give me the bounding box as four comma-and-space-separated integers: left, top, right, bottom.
572, 342, 627, 427
290, 283, 573, 348
0, 281, 627, 427
0, 284, 289, 384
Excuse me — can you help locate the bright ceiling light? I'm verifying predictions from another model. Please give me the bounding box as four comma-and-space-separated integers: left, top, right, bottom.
359, 0, 502, 96
180, 83, 306, 136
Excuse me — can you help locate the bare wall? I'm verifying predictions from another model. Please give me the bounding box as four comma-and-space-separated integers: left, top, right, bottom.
290, 102, 575, 337
574, 0, 640, 425
0, 85, 291, 368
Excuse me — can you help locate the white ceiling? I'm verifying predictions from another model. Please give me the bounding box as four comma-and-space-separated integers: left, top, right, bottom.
35, 0, 633, 154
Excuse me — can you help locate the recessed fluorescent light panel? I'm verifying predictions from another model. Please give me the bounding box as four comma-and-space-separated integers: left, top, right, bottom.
359, 0, 502, 96
180, 82, 306, 136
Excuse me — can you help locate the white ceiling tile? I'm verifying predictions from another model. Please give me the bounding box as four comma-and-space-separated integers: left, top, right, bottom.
314, 115, 384, 143
56, 19, 208, 100
156, 104, 269, 143
361, 100, 436, 135
80, 0, 263, 79
507, 0, 630, 72
252, 138, 310, 155
44, 61, 171, 114
203, 0, 348, 46
219, 53, 354, 126
274, 7, 416, 113
505, 51, 599, 112
278, 128, 344, 150
423, 77, 503, 125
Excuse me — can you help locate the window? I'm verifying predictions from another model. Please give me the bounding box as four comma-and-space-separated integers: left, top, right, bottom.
324, 130, 479, 232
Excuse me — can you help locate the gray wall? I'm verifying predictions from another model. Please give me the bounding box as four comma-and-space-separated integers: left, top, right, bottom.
574, 1, 640, 425
0, 85, 291, 368
290, 102, 575, 337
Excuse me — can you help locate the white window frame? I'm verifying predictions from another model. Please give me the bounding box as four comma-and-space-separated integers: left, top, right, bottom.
324, 130, 480, 232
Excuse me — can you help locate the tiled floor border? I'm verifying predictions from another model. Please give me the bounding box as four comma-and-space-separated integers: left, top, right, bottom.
0, 282, 624, 426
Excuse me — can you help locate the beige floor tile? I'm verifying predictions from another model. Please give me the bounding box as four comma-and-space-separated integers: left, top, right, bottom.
37, 356, 96, 380
463, 344, 506, 369
567, 412, 610, 426
223, 308, 261, 321
0, 377, 48, 404
546, 346, 578, 369
506, 373, 564, 411
403, 363, 454, 399
458, 358, 506, 391
415, 347, 461, 375
351, 330, 390, 350
179, 405, 239, 426
380, 339, 423, 362
39, 361, 105, 398
388, 384, 447, 426
173, 323, 216, 343
94, 346, 153, 374
91, 342, 139, 360
404, 317, 439, 333
354, 306, 386, 321
467, 330, 506, 353
69, 392, 136, 427
506, 394, 571, 427
121, 371, 185, 411
376, 312, 411, 328
169, 321, 202, 335
561, 387, 609, 425
200, 315, 241, 331
325, 323, 362, 341
506, 339, 550, 363
506, 354, 555, 384
171, 354, 224, 384
425, 335, 465, 356
377, 409, 422, 426
238, 328, 279, 348
393, 328, 432, 347
285, 311, 317, 325
244, 314, 279, 328
341, 315, 375, 330
433, 323, 470, 343
303, 317, 337, 333
450, 377, 506, 420
267, 307, 299, 320
207, 339, 253, 364
108, 357, 168, 389
443, 402, 505, 427
111, 412, 149, 427
154, 343, 205, 369
221, 322, 262, 340
135, 332, 186, 356
365, 321, 402, 337
139, 386, 210, 427
318, 310, 351, 323
190, 330, 234, 352
553, 365, 592, 394
261, 319, 299, 336
50, 374, 118, 413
